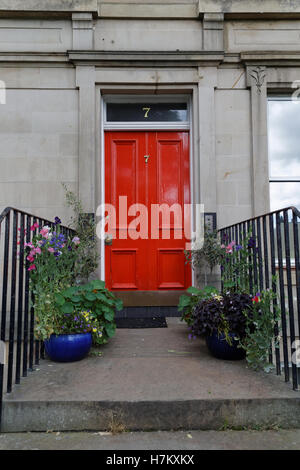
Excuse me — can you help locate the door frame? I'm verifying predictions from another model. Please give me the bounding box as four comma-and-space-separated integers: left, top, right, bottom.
99, 93, 194, 287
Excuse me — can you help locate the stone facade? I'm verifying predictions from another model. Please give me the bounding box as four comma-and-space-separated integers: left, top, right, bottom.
0, 1, 298, 241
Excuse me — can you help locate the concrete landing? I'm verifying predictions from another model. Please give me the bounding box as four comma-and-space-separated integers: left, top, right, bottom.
2, 318, 300, 432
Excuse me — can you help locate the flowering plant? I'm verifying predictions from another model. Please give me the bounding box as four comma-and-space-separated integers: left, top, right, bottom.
25, 218, 81, 340
25, 221, 79, 280
190, 291, 253, 344
240, 289, 281, 372
53, 280, 123, 345
56, 310, 104, 342
178, 285, 219, 326
26, 217, 122, 345
220, 232, 257, 294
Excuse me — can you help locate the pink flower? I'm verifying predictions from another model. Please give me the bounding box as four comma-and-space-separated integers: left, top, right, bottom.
34, 247, 41, 255
28, 264, 36, 271
72, 237, 80, 245
226, 241, 236, 254
25, 242, 34, 249
40, 227, 50, 238
30, 222, 39, 231
48, 247, 55, 253
27, 255, 35, 262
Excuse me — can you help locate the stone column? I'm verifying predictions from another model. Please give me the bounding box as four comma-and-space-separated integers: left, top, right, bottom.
198, 66, 217, 214
247, 65, 270, 216
76, 65, 96, 213
197, 67, 220, 288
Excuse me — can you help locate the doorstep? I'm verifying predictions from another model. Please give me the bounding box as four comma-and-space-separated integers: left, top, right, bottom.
1, 318, 300, 432
113, 290, 187, 307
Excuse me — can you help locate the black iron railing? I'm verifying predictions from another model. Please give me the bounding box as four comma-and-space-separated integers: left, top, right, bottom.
219, 206, 300, 391
0, 207, 75, 427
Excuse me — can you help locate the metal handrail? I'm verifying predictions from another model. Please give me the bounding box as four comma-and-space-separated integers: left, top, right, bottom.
219, 206, 300, 231
218, 205, 300, 391
0, 207, 75, 429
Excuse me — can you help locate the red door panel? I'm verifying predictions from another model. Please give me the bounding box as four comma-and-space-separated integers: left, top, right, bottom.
105, 131, 191, 291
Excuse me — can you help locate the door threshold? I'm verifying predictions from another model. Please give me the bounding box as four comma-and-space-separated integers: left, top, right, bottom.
113, 290, 188, 307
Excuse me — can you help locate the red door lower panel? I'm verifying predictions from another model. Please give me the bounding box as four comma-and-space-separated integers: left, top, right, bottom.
105, 131, 191, 290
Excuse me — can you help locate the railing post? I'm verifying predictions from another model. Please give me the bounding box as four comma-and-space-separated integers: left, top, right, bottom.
269, 213, 281, 375
15, 213, 24, 385
284, 210, 298, 390
7, 210, 18, 393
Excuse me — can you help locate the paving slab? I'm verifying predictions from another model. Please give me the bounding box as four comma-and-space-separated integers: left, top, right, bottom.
1, 430, 300, 450
1, 318, 300, 432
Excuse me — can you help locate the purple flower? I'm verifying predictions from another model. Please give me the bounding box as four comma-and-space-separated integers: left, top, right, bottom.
54, 217, 61, 225
248, 237, 256, 249
235, 244, 242, 251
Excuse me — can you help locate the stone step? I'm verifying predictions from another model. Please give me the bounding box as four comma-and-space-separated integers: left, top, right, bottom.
1, 318, 300, 432
2, 396, 300, 433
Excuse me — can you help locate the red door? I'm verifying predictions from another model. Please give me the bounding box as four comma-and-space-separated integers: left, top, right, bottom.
105, 131, 191, 291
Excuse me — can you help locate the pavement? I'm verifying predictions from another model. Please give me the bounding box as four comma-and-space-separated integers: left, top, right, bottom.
1, 429, 300, 450
1, 318, 300, 432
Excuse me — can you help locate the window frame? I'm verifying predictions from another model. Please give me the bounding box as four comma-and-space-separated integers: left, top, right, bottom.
268, 95, 300, 185
267, 95, 300, 212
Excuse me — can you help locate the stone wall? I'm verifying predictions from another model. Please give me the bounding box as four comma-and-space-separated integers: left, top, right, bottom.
0, 66, 78, 224
0, 1, 299, 229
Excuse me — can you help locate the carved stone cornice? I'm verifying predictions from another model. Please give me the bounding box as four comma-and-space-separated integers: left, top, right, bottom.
68, 50, 225, 67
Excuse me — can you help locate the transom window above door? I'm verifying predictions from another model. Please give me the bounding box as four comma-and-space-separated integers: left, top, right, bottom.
103, 96, 190, 130
107, 102, 188, 122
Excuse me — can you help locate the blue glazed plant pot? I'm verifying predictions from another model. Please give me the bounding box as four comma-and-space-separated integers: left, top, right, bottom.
205, 331, 246, 360
44, 333, 92, 362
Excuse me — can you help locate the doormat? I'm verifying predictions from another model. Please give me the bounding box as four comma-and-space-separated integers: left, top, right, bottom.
115, 317, 168, 329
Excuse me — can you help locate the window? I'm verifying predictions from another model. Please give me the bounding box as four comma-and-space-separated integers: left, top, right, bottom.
103, 96, 190, 130
106, 102, 188, 122
268, 98, 300, 211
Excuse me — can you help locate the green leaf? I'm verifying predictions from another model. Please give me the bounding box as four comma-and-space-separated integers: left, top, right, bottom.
178, 295, 191, 310
104, 311, 114, 321
96, 292, 108, 302
105, 324, 116, 338
90, 279, 106, 290
54, 293, 65, 306
61, 302, 74, 314
187, 286, 201, 295
115, 299, 123, 311
71, 295, 82, 303
84, 292, 97, 301
62, 286, 78, 298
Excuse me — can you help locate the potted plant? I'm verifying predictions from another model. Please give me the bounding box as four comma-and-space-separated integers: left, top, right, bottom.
43, 310, 94, 362
26, 210, 123, 363
40, 279, 123, 362
190, 291, 253, 360
35, 281, 122, 363
183, 229, 281, 369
